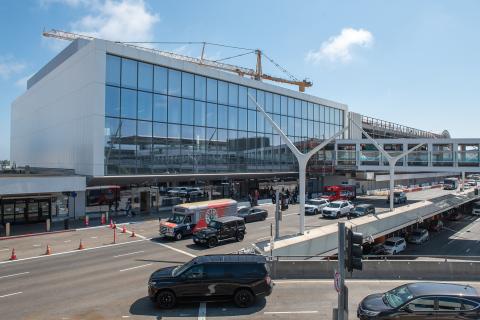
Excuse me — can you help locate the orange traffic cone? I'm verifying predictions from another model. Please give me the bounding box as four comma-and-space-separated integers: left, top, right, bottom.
78, 239, 85, 250
45, 244, 52, 255
122, 225, 127, 233
9, 248, 17, 260
130, 228, 136, 238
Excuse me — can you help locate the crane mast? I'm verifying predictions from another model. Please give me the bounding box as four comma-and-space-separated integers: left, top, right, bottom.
42, 29, 312, 92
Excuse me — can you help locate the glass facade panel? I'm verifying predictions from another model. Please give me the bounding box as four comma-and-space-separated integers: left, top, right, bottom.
153, 94, 167, 122
168, 69, 181, 96
138, 62, 153, 91
182, 72, 194, 99
105, 54, 345, 175
137, 91, 152, 121
106, 55, 121, 86
121, 58, 137, 89
121, 89, 137, 119
154, 66, 168, 94
106, 86, 120, 117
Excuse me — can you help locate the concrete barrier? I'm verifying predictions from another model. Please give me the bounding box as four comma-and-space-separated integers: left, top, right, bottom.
270, 259, 480, 281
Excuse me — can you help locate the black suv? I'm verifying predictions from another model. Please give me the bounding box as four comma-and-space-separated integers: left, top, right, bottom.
148, 254, 273, 308
193, 216, 246, 248
358, 282, 480, 319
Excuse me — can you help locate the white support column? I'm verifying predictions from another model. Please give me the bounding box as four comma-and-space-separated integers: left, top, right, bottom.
298, 159, 307, 234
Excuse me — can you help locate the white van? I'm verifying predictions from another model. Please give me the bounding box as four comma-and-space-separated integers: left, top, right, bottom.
472, 201, 480, 216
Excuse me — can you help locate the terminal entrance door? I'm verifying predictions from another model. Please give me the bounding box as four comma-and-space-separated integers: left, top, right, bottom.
1, 197, 52, 224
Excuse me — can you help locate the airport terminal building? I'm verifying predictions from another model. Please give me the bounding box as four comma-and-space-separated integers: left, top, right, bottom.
5, 37, 449, 223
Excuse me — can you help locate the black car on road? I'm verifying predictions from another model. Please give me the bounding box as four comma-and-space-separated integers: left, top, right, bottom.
387, 192, 407, 205
358, 282, 480, 319
349, 203, 375, 219
237, 207, 268, 222
148, 254, 273, 309
193, 216, 246, 248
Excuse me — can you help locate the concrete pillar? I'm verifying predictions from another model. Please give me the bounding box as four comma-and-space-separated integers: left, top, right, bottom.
299, 158, 307, 235
5, 222, 10, 237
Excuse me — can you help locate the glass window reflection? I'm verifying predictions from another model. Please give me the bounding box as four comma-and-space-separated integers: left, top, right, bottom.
138, 62, 153, 91
207, 78, 217, 103
153, 94, 167, 122
182, 72, 194, 99
206, 103, 217, 127
218, 81, 228, 105
194, 101, 206, 126
195, 75, 206, 101
106, 86, 120, 117
121, 58, 137, 89
137, 91, 152, 120
121, 89, 137, 119
182, 99, 194, 125
168, 96, 181, 123
106, 55, 121, 86
168, 69, 181, 96
154, 66, 168, 94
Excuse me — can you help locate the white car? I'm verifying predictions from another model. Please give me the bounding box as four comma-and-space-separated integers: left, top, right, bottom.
305, 199, 329, 215
321, 201, 354, 219
407, 229, 429, 244
382, 237, 407, 255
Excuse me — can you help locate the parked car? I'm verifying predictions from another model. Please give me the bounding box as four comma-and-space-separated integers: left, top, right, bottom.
178, 187, 203, 198
363, 243, 387, 256
349, 203, 375, 219
193, 216, 246, 248
448, 211, 463, 221
407, 228, 429, 244
382, 237, 406, 255
321, 201, 354, 219
357, 282, 480, 319
387, 192, 407, 204
148, 254, 273, 309
237, 207, 268, 222
167, 187, 188, 196
305, 199, 329, 215
428, 219, 444, 232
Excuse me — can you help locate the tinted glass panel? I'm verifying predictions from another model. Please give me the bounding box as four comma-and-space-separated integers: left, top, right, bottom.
153, 94, 167, 122
137, 91, 152, 120
206, 103, 217, 127
106, 55, 121, 86
182, 72, 194, 99
121, 89, 137, 119
182, 99, 194, 125
207, 78, 217, 103
238, 108, 247, 130
194, 101, 206, 126
168, 96, 181, 123
228, 106, 238, 130
437, 297, 463, 311
228, 83, 238, 106
168, 70, 181, 96
205, 264, 225, 279
248, 110, 256, 131
218, 81, 228, 105
138, 62, 153, 91
194, 75, 206, 101
153, 66, 168, 94
408, 298, 435, 311
121, 58, 137, 89
105, 86, 120, 117
238, 86, 247, 108
247, 88, 256, 109
218, 105, 228, 129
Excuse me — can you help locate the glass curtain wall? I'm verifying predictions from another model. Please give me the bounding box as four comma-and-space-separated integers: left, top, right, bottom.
104, 54, 344, 175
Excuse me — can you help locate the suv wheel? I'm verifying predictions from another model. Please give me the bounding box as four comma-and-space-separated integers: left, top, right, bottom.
234, 288, 255, 308
156, 290, 176, 309
314, 209, 318, 215
236, 232, 245, 242
174, 232, 183, 241
336, 212, 340, 219
208, 237, 218, 248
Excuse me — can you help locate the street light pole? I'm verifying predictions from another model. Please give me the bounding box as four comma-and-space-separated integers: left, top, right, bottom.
248, 94, 348, 234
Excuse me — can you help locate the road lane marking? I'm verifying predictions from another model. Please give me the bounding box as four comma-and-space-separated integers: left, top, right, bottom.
198, 302, 206, 320
0, 291, 22, 298
113, 250, 144, 258
119, 263, 153, 272
90, 236, 98, 239
0, 248, 10, 252
0, 238, 149, 265
32, 244, 41, 247
64, 240, 71, 243
0, 272, 30, 280
153, 242, 197, 258
466, 248, 471, 253
266, 212, 297, 220
264, 311, 318, 314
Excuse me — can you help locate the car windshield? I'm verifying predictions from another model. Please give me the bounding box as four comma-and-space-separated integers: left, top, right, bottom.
383, 285, 414, 308
172, 260, 194, 277
328, 203, 341, 208
168, 214, 185, 224
411, 231, 422, 237
307, 200, 321, 205
208, 220, 222, 229
355, 207, 366, 212
384, 241, 396, 247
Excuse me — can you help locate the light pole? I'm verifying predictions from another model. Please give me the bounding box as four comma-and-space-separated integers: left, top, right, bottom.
248, 94, 348, 234
349, 119, 424, 211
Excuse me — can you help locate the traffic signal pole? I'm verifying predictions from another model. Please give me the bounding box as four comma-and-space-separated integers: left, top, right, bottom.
337, 222, 346, 320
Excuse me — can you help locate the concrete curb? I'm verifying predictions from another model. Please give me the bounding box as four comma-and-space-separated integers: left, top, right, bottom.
0, 229, 75, 241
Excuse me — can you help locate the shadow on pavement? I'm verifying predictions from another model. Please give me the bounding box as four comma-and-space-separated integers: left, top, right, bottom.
130, 297, 266, 318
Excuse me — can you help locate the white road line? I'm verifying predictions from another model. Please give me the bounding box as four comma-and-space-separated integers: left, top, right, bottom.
0, 272, 30, 280
0, 238, 149, 265
153, 242, 197, 258
266, 212, 297, 220
0, 248, 10, 252
0, 291, 22, 299
32, 244, 41, 247
466, 248, 471, 253
198, 302, 206, 320
113, 250, 145, 258
119, 263, 153, 272
90, 236, 98, 239
64, 240, 71, 243
264, 311, 318, 315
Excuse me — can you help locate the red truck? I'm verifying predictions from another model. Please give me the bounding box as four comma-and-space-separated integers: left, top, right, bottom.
321, 185, 356, 202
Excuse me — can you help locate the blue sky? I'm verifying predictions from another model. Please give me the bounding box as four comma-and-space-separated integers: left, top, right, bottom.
1, 0, 479, 160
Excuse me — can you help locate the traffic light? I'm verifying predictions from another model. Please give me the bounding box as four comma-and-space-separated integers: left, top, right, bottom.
345, 229, 363, 272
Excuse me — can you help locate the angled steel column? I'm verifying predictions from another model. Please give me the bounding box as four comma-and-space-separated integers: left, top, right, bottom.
349, 119, 424, 211
248, 94, 348, 234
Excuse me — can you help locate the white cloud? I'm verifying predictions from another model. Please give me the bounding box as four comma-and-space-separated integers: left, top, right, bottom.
0, 56, 26, 79
71, 0, 160, 42
306, 28, 373, 63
